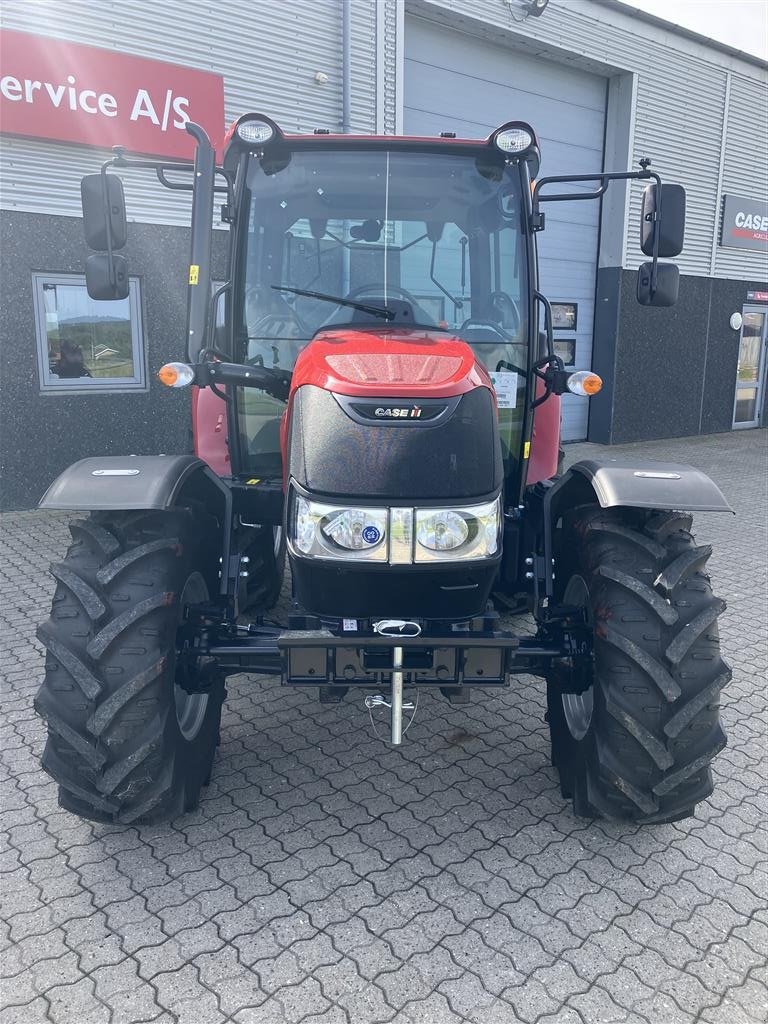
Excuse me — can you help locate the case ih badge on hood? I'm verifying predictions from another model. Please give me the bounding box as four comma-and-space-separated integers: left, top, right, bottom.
35, 112, 733, 831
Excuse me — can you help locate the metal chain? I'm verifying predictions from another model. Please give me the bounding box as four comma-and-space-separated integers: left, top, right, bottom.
365, 688, 420, 742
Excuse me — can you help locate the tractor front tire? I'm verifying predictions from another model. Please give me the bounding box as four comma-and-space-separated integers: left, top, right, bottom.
548, 507, 729, 824
35, 508, 225, 825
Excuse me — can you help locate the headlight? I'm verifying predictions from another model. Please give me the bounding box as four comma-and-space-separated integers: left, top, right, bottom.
494, 127, 533, 154
416, 510, 469, 551
236, 119, 275, 144
294, 496, 388, 562
414, 498, 500, 562
290, 494, 500, 564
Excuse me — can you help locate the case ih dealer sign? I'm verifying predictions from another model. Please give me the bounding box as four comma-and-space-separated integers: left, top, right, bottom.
720, 194, 768, 252
0, 29, 224, 160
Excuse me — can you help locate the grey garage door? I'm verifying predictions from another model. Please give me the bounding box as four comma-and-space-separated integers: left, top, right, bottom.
405, 17, 607, 441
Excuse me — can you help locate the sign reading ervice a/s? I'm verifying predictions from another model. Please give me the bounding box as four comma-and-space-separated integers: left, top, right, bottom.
720, 194, 768, 252
0, 29, 225, 160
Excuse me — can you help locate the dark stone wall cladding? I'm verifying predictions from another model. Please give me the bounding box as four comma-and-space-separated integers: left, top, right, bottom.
0, 211, 227, 510
589, 269, 768, 444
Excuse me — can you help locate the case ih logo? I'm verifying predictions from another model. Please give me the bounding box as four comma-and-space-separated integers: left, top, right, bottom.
720, 195, 768, 253
0, 29, 224, 160
375, 406, 423, 418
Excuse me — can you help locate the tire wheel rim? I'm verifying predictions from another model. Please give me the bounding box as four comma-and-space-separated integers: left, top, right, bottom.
175, 571, 209, 742
561, 573, 594, 742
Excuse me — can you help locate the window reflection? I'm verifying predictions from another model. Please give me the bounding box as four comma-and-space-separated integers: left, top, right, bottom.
34, 275, 145, 392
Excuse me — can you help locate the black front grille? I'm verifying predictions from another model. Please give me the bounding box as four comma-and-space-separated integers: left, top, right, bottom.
288, 384, 502, 501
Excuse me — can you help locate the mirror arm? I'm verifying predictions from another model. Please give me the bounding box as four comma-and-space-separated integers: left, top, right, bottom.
108, 148, 235, 210
98, 162, 117, 290
531, 160, 661, 232
645, 167, 663, 298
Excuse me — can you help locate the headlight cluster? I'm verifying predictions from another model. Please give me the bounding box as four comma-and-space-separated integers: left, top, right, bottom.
292, 494, 500, 564
295, 498, 388, 562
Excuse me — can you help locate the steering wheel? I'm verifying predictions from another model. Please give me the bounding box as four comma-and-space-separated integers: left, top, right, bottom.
460, 317, 512, 341
490, 290, 521, 334
345, 283, 422, 306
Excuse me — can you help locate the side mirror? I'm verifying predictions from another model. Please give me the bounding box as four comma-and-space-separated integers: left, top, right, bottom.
640, 182, 685, 257
80, 174, 128, 251
637, 261, 679, 307
85, 253, 129, 301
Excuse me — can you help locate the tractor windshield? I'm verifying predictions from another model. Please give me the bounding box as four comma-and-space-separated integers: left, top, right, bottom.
236, 145, 529, 477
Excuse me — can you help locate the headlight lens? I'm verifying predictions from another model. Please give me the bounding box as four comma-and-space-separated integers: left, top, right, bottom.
236, 120, 275, 144
321, 509, 386, 552
414, 498, 500, 562
416, 510, 469, 551
294, 497, 388, 561
291, 494, 500, 563
495, 127, 533, 154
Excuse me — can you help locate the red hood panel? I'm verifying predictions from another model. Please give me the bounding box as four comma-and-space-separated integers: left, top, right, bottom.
291, 328, 492, 399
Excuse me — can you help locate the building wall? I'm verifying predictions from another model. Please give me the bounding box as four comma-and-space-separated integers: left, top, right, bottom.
0, 0, 384, 225
407, 0, 768, 282
590, 269, 768, 443
0, 210, 229, 510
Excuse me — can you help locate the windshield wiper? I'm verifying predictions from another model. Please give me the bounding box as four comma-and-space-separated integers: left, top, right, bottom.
272, 285, 395, 321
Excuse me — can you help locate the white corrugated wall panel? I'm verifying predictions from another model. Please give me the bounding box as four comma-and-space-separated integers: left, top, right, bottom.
350, 1, 378, 132
409, 0, 767, 280
0, 0, 380, 224
625, 64, 727, 275
716, 74, 768, 281
382, 0, 399, 135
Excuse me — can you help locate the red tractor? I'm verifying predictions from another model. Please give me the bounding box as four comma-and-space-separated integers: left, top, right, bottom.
35, 116, 731, 826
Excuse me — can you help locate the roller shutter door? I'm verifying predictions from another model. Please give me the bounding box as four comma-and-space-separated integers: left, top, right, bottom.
405, 17, 607, 440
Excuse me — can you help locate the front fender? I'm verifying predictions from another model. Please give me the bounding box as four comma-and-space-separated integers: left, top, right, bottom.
39, 455, 228, 511
538, 457, 732, 600
567, 458, 733, 513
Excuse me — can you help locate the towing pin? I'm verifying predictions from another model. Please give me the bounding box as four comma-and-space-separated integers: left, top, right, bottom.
391, 645, 404, 745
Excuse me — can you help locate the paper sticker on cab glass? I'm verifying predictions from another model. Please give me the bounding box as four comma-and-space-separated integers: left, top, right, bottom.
489, 371, 518, 409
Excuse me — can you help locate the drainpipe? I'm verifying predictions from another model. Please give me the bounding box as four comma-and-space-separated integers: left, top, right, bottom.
342, 0, 352, 134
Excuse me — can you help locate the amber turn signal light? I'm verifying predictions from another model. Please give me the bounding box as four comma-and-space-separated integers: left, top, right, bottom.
157, 362, 196, 388
566, 371, 602, 396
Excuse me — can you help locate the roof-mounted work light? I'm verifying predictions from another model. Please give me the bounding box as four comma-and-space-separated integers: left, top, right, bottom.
232, 113, 283, 146
490, 122, 539, 173
237, 121, 274, 144
494, 126, 534, 155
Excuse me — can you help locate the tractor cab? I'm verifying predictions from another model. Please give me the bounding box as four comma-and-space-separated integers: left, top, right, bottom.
222, 123, 532, 497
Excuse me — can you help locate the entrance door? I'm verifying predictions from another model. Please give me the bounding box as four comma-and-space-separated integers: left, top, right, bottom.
733, 307, 767, 429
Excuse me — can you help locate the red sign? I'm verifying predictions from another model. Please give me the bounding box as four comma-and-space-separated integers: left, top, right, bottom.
0, 29, 225, 160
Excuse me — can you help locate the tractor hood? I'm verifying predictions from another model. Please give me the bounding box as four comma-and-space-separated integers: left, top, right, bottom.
284, 326, 502, 504
289, 327, 494, 400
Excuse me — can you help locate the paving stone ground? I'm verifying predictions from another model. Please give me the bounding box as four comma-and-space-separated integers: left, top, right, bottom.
1, 429, 766, 1024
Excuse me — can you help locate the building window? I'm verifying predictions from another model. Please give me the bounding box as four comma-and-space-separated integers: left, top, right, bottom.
32, 273, 147, 393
